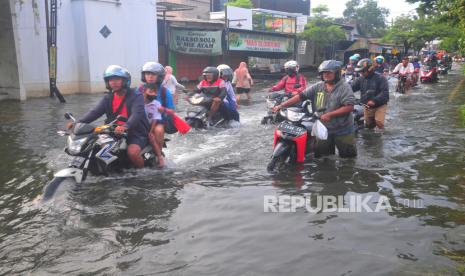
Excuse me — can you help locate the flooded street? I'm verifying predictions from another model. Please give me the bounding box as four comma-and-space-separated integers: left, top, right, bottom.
1, 65, 465, 275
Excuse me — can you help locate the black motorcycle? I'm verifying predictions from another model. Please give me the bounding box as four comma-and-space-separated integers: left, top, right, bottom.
396, 75, 408, 94
185, 93, 231, 129
42, 113, 161, 201
261, 91, 290, 125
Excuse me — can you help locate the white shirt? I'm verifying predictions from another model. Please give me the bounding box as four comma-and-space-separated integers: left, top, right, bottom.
393, 63, 414, 74
162, 75, 185, 95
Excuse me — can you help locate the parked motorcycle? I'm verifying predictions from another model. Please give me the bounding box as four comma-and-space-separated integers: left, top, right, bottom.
42, 113, 161, 201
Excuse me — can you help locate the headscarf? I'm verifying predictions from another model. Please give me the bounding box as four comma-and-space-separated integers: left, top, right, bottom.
164, 66, 173, 82
234, 62, 250, 85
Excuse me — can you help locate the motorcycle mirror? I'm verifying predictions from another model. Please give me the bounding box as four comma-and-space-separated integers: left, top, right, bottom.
116, 115, 128, 122
64, 112, 73, 120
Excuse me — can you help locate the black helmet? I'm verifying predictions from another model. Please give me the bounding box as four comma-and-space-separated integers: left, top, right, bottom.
202, 66, 219, 81
141, 62, 165, 84
318, 60, 342, 83
355, 58, 373, 72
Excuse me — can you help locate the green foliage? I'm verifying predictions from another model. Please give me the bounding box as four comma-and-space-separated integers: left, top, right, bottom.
405, 0, 465, 56
225, 0, 253, 9
299, 5, 345, 46
383, 14, 454, 54
343, 0, 389, 37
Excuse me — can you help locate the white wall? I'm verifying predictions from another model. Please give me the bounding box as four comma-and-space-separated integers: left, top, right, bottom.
11, 0, 158, 99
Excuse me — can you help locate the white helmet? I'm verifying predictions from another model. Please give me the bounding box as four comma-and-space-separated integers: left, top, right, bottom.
284, 60, 299, 71
141, 61, 165, 83
217, 64, 233, 82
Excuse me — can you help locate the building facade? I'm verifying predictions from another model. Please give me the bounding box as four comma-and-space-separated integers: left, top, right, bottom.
2, 0, 158, 100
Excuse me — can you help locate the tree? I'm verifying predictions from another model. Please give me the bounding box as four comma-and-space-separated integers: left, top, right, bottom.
343, 0, 390, 37
384, 14, 455, 55
405, 0, 465, 55
300, 5, 346, 61
225, 0, 253, 9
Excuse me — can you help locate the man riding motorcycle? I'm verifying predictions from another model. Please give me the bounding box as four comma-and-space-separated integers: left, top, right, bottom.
273, 60, 357, 158
67, 65, 149, 168
269, 60, 307, 96
351, 58, 389, 133
135, 62, 176, 152
192, 66, 228, 125
373, 55, 388, 75
392, 56, 415, 93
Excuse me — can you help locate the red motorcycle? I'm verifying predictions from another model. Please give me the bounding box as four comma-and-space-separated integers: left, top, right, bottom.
420, 66, 438, 83
267, 101, 323, 171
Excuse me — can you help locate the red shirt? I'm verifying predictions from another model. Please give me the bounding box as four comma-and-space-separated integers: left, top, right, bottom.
271, 74, 307, 94
112, 93, 128, 125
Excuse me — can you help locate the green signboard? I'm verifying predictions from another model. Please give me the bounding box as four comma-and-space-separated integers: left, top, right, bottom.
170, 28, 223, 56
228, 31, 294, 53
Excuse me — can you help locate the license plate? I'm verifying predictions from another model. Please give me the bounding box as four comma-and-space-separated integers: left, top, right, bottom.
278, 122, 306, 136
71, 156, 86, 167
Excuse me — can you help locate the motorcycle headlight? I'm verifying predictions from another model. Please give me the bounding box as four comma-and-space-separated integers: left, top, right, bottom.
67, 136, 87, 155
266, 99, 277, 109
190, 96, 204, 105
286, 109, 305, 122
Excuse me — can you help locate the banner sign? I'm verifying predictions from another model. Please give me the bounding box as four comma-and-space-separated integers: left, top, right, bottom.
228, 32, 294, 53
170, 28, 222, 55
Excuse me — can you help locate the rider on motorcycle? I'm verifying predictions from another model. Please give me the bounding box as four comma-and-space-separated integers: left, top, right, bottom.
270, 60, 307, 96
344, 55, 359, 77
411, 56, 421, 85
192, 66, 228, 125
373, 55, 388, 75
68, 65, 149, 168
217, 64, 240, 123
351, 58, 389, 132
273, 60, 357, 158
392, 56, 415, 92
135, 62, 176, 152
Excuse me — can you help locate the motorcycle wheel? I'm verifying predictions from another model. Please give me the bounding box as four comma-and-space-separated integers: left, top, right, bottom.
41, 177, 75, 202
267, 155, 287, 172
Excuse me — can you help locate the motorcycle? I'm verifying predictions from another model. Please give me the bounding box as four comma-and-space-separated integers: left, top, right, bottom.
438, 63, 449, 75
344, 73, 355, 85
185, 93, 230, 129
353, 101, 365, 132
420, 66, 438, 83
42, 113, 161, 201
395, 74, 408, 94
267, 101, 323, 171
261, 91, 290, 125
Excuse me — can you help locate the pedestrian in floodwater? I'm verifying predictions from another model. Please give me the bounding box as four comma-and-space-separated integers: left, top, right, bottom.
233, 62, 254, 103
162, 66, 185, 106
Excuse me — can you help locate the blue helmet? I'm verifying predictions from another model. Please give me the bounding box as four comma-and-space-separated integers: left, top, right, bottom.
103, 65, 131, 90
375, 55, 384, 64
349, 55, 358, 61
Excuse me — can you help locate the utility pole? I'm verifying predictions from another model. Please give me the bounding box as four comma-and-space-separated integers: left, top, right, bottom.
45, 0, 65, 103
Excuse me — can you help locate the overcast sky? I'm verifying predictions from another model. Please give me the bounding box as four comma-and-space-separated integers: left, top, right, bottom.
311, 0, 419, 22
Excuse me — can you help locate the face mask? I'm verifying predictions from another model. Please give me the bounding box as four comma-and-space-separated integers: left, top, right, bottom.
286, 69, 296, 76
146, 95, 157, 101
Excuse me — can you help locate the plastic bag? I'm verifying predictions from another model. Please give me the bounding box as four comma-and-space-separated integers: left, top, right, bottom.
311, 120, 328, 140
